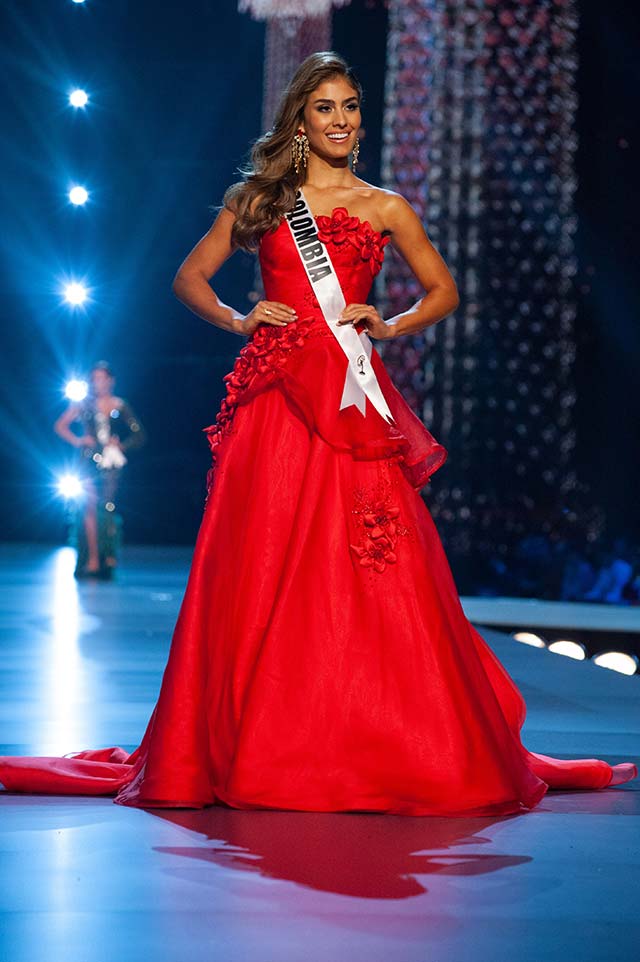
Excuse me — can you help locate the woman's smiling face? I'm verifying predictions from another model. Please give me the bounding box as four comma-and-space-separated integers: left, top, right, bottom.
90, 368, 114, 397
300, 75, 361, 164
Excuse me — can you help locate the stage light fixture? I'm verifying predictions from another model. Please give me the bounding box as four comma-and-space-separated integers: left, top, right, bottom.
63, 282, 88, 306
512, 631, 546, 648
592, 651, 638, 676
64, 379, 88, 402
57, 475, 83, 499
548, 639, 586, 661
69, 89, 88, 108
68, 186, 89, 206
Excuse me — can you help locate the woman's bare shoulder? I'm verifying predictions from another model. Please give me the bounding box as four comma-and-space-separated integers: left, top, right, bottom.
376, 188, 416, 218
352, 182, 415, 224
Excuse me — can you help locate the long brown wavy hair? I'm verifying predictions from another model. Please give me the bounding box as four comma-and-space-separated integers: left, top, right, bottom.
222, 51, 363, 252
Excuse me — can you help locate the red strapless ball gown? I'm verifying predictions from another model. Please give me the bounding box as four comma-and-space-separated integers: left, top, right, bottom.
0, 209, 636, 815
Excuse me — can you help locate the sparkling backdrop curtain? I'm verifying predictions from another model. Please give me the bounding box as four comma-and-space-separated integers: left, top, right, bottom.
379, 0, 581, 578
260, 17, 332, 131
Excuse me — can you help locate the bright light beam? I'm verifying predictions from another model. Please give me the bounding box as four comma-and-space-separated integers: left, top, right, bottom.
64, 379, 88, 402
68, 186, 89, 206
62, 282, 88, 306
57, 475, 84, 499
69, 89, 89, 108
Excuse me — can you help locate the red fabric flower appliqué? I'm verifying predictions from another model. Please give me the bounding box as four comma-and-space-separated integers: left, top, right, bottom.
350, 222, 390, 275
203, 318, 313, 502
351, 536, 398, 574
316, 207, 390, 276
350, 489, 408, 574
363, 501, 401, 540
316, 207, 360, 245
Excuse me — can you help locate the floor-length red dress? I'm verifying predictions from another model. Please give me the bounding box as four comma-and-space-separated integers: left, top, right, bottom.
0, 207, 636, 815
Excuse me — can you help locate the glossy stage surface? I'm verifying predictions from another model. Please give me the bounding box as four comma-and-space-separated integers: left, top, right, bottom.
0, 544, 638, 962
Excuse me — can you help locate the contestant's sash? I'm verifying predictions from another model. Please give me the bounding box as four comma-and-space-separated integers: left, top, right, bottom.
285, 189, 394, 423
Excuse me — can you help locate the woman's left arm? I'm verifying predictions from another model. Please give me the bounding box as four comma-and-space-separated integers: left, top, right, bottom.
338, 192, 460, 340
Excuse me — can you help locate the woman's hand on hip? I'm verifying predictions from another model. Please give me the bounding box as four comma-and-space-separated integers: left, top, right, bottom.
241, 300, 298, 335
337, 304, 395, 340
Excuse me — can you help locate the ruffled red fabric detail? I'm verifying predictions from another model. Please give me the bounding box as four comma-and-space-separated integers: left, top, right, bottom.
316, 207, 390, 276
350, 221, 390, 274
316, 207, 361, 244
203, 318, 314, 499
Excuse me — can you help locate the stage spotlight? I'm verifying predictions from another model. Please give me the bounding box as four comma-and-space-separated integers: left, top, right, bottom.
57, 474, 83, 499
63, 282, 88, 306
64, 379, 88, 402
513, 631, 547, 648
69, 89, 88, 108
548, 639, 587, 661
592, 651, 638, 676
68, 186, 89, 206
71, 1, 87, 4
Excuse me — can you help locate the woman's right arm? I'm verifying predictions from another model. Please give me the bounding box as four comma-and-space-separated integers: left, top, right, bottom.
171, 208, 244, 334
171, 206, 296, 335
53, 404, 93, 448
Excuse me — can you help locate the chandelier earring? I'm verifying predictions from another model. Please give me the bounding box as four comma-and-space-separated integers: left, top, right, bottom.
291, 129, 310, 175
351, 136, 360, 173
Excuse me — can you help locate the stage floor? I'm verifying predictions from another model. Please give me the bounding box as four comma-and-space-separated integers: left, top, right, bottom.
0, 543, 638, 962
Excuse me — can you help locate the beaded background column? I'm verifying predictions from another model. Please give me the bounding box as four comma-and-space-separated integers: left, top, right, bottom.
379, 0, 580, 572
261, 16, 332, 131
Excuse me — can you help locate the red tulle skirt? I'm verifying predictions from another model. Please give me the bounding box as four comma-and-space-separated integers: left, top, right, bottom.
0, 329, 635, 814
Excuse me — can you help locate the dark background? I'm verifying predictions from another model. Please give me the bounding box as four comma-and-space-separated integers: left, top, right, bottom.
0, 1, 638, 585
573, 3, 640, 540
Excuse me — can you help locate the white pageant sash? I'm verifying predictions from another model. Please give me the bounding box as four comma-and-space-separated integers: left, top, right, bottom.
284, 189, 394, 423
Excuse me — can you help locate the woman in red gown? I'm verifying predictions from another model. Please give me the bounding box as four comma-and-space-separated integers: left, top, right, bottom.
0, 53, 635, 815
